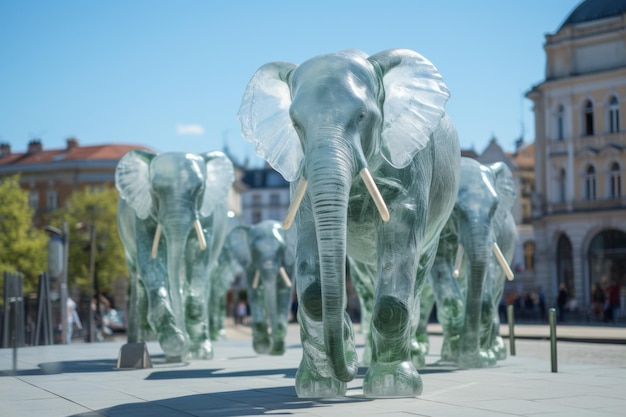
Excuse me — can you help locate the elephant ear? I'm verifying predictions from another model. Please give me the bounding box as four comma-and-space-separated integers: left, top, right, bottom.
199, 151, 235, 218
368, 49, 450, 169
227, 225, 252, 268
490, 162, 516, 224
237, 62, 302, 182
115, 150, 157, 219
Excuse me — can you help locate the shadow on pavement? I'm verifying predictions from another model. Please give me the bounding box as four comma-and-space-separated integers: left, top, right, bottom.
68, 386, 375, 417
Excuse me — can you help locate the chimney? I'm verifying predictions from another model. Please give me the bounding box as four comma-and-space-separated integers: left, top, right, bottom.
0, 143, 10, 157
27, 139, 43, 153
66, 137, 79, 150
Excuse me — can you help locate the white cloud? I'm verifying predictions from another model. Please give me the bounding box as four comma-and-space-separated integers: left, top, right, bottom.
176, 124, 205, 135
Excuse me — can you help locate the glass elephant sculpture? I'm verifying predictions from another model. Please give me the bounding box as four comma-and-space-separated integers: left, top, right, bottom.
238, 49, 460, 397
116, 150, 234, 361
227, 220, 295, 355
415, 158, 518, 369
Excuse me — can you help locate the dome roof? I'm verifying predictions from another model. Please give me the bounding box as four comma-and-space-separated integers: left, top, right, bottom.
560, 0, 626, 29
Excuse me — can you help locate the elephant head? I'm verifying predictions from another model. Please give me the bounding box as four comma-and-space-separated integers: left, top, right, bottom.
452, 158, 516, 367
238, 49, 452, 386
115, 150, 234, 357
227, 220, 295, 355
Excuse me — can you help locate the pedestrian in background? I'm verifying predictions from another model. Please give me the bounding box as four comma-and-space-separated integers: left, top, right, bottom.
66, 297, 82, 344
557, 283, 568, 323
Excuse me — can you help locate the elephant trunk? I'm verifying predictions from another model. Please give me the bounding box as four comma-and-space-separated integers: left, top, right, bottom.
461, 223, 491, 354
307, 141, 358, 382
262, 267, 280, 350
161, 215, 194, 326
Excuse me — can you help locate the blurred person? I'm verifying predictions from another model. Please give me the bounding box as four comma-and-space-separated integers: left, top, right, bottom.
590, 282, 605, 321
557, 282, 568, 322
66, 297, 82, 344
604, 280, 621, 322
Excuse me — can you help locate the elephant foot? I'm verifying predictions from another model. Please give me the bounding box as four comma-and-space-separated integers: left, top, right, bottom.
190, 340, 214, 360
458, 348, 495, 368
270, 339, 285, 355
411, 332, 430, 369
363, 360, 422, 398
252, 322, 271, 354
440, 334, 460, 363
410, 340, 426, 369
158, 325, 187, 360
491, 335, 507, 361
295, 363, 347, 398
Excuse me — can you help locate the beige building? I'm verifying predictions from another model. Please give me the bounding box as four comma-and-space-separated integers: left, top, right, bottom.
526, 0, 626, 318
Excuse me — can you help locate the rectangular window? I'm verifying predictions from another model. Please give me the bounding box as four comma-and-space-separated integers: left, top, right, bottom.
47, 190, 58, 210
28, 190, 39, 210
269, 193, 280, 206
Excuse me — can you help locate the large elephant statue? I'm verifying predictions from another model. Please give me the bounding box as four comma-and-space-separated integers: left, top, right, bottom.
416, 157, 517, 368
238, 48, 460, 398
227, 220, 295, 355
116, 150, 234, 361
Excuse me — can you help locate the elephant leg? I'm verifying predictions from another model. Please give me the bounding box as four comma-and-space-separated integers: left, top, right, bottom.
271, 282, 292, 355
295, 216, 349, 398
185, 251, 213, 359
363, 219, 424, 398
349, 259, 375, 366
413, 280, 434, 369
145, 286, 187, 360
247, 273, 271, 354
430, 256, 464, 364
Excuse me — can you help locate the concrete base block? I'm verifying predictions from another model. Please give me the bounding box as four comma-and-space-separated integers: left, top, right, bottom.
116, 342, 153, 369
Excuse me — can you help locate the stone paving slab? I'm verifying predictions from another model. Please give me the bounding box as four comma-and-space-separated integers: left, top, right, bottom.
0, 323, 625, 417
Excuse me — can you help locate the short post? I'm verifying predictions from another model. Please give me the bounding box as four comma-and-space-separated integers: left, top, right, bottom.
549, 308, 557, 373
507, 304, 516, 356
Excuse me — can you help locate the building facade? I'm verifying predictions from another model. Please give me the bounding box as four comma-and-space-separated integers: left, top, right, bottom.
526, 0, 626, 317
240, 165, 290, 225
0, 138, 153, 225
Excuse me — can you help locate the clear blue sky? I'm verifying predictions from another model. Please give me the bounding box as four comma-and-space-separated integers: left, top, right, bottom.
1, 0, 582, 167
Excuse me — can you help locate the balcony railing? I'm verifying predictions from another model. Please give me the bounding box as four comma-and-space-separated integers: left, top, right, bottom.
548, 132, 626, 156
543, 196, 626, 216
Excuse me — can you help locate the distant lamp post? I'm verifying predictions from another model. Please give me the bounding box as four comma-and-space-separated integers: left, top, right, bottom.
77, 220, 97, 343
44, 223, 69, 345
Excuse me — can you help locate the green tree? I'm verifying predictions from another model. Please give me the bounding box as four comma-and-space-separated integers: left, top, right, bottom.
0, 175, 48, 298
47, 187, 128, 297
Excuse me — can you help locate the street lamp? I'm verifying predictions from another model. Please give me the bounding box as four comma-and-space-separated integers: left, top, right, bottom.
44, 223, 69, 344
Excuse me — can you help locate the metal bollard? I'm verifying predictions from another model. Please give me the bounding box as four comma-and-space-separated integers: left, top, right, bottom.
549, 308, 557, 373
507, 304, 515, 356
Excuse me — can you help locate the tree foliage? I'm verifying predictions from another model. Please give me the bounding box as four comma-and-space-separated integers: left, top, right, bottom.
47, 187, 128, 296
0, 175, 48, 295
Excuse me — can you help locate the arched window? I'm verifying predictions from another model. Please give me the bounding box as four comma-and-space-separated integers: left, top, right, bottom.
556, 105, 564, 140
584, 100, 594, 136
523, 241, 535, 271
559, 168, 567, 203
610, 162, 621, 198
609, 96, 620, 134
585, 165, 596, 200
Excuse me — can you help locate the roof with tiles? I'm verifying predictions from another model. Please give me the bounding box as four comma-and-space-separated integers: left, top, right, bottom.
0, 138, 153, 167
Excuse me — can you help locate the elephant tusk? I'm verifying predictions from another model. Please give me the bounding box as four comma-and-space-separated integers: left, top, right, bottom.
453, 245, 464, 278
194, 219, 207, 251
360, 168, 390, 222
283, 178, 308, 230
151, 224, 162, 259
252, 270, 260, 289
493, 242, 514, 281
279, 267, 292, 287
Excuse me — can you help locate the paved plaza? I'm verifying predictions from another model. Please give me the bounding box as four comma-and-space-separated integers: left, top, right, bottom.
1, 322, 625, 417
